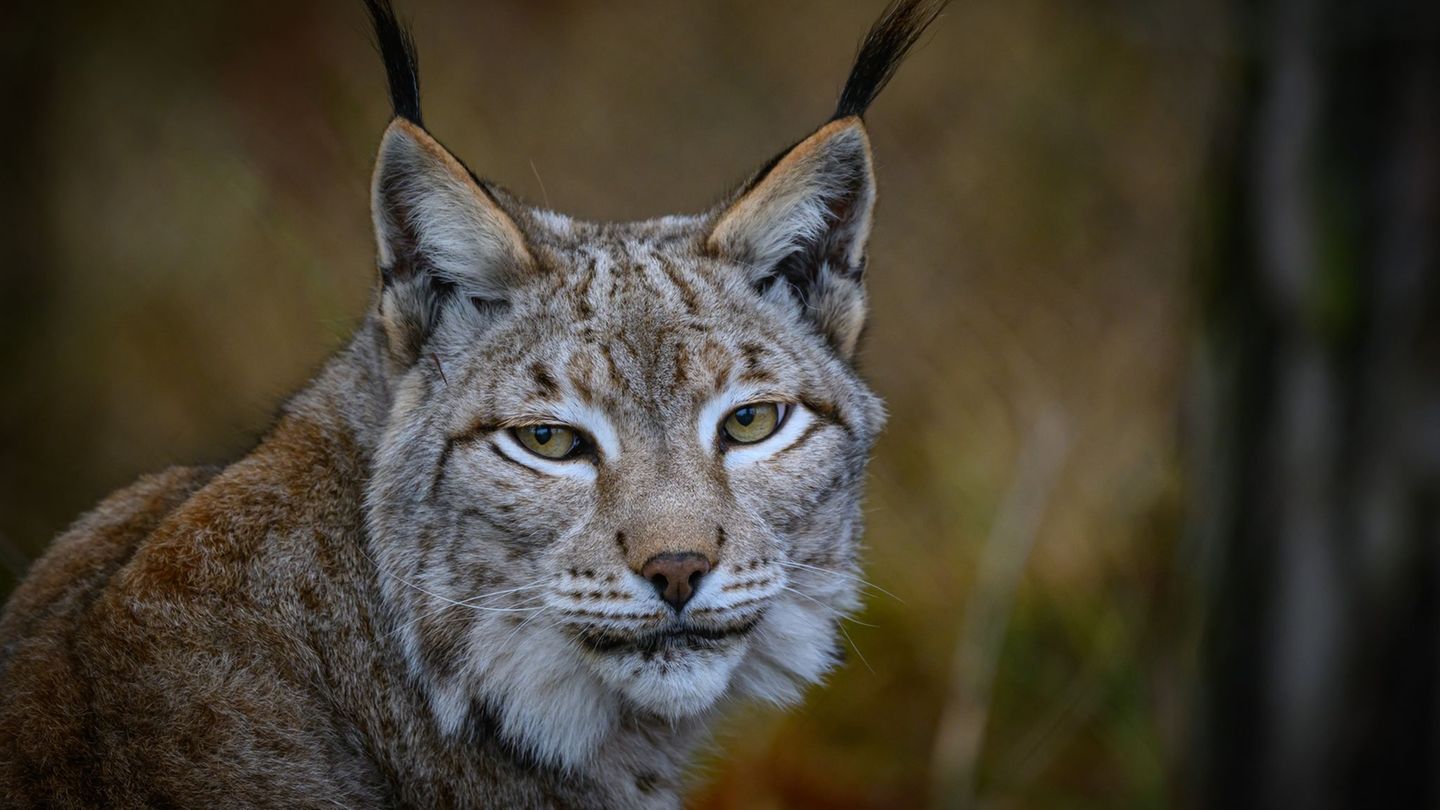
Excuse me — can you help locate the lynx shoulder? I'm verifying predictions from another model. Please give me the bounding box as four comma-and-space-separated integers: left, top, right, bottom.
0, 1, 945, 806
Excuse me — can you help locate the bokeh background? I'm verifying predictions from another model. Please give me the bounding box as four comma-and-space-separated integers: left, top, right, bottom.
1, 1, 1436, 808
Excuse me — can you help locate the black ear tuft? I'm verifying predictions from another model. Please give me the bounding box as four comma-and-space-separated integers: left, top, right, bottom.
364, 0, 424, 126
833, 0, 947, 121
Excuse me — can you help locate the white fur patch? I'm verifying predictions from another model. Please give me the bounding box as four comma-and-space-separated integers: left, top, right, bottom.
729, 598, 841, 707
530, 208, 575, 236
723, 405, 813, 469
695, 383, 803, 452
548, 398, 621, 461
428, 622, 620, 770
592, 640, 749, 720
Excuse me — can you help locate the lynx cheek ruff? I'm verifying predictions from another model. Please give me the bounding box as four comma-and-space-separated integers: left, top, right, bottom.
0, 2, 945, 805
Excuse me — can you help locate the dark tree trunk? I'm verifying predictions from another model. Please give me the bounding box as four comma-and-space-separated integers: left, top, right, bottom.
0, 1, 59, 588
1194, 0, 1440, 807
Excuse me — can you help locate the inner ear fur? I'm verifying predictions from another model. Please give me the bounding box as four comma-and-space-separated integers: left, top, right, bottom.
370, 119, 532, 367
708, 117, 877, 360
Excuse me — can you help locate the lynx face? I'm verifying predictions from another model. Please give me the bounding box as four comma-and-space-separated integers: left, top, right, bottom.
364, 123, 887, 765
368, 204, 884, 765
358, 0, 934, 769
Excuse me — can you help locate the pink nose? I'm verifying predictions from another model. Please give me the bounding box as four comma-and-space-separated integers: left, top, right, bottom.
640, 552, 711, 612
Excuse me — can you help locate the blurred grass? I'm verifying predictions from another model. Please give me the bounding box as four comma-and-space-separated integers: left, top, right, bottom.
0, 0, 1226, 806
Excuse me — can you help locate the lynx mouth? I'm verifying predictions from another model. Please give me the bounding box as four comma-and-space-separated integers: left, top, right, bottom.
575, 618, 760, 656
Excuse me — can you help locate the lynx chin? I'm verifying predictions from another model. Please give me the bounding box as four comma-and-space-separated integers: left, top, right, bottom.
0, 0, 945, 806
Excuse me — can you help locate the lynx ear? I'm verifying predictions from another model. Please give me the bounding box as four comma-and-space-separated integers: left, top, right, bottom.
370, 119, 533, 365
707, 0, 946, 359
707, 118, 876, 359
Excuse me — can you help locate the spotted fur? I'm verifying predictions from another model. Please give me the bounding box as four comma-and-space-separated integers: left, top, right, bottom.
0, 1, 944, 805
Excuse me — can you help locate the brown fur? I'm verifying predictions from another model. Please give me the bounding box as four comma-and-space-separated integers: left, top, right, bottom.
0, 0, 948, 804
0, 333, 689, 807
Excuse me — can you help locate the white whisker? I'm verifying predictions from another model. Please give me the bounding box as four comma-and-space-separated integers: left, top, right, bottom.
456, 580, 548, 605
777, 560, 904, 604
837, 620, 875, 675
362, 548, 551, 615
779, 584, 874, 674
498, 605, 554, 650
388, 592, 550, 642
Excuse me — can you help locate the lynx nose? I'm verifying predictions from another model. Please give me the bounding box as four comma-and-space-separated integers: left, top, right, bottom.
641, 552, 711, 612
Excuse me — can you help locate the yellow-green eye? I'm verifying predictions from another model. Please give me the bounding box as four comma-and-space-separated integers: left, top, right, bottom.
722, 402, 786, 444
514, 425, 581, 460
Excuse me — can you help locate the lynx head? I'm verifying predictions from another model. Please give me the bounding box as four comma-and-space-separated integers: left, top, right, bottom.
361, 0, 942, 767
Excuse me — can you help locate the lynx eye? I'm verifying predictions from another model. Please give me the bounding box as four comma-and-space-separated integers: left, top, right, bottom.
513, 425, 582, 460
721, 402, 788, 444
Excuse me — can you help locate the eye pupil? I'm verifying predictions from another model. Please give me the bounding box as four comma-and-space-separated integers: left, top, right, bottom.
721, 402, 784, 445
513, 425, 580, 460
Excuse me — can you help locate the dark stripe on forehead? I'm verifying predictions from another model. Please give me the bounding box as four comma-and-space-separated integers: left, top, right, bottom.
625, 257, 669, 304
654, 229, 697, 248
699, 339, 734, 392
672, 347, 690, 389
738, 341, 777, 385
598, 342, 624, 389
568, 366, 597, 404
656, 254, 701, 316
573, 256, 595, 319
529, 361, 559, 398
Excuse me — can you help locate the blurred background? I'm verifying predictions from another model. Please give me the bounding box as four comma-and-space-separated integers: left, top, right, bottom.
0, 0, 1436, 807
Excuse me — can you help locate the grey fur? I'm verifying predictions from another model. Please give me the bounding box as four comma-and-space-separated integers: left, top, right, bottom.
0, 3, 943, 805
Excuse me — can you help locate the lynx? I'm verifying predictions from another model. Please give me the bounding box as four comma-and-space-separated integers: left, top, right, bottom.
0, 1, 944, 806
